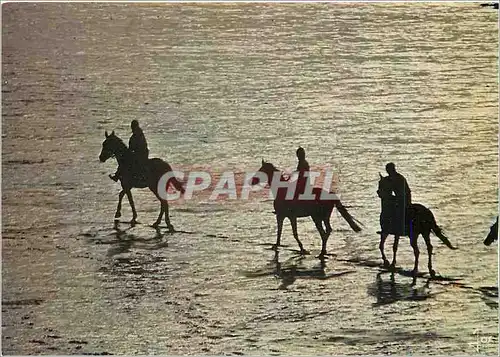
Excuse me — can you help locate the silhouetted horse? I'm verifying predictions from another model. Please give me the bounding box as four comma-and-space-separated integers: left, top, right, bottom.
251, 160, 361, 257
99, 131, 184, 230
377, 174, 456, 278
484, 217, 498, 246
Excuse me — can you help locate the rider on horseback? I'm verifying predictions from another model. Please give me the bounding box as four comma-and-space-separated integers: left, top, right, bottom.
385, 162, 412, 234
110, 120, 149, 182
295, 146, 310, 200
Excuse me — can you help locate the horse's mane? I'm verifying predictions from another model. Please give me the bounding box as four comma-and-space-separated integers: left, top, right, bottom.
379, 175, 391, 185
264, 162, 279, 171
110, 133, 128, 150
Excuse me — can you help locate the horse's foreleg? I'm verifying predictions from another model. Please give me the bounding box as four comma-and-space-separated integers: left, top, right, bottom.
163, 201, 174, 232
379, 233, 389, 267
125, 190, 137, 224
115, 190, 126, 219
422, 232, 436, 278
290, 216, 307, 254
410, 233, 420, 278
390, 235, 400, 270
274, 215, 285, 250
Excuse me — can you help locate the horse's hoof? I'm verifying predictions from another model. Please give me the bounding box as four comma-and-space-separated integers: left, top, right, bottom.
412, 269, 419, 277
429, 269, 436, 278
152, 222, 160, 228
383, 260, 391, 268
114, 212, 121, 219
167, 225, 175, 232
300, 249, 310, 255
389, 263, 397, 272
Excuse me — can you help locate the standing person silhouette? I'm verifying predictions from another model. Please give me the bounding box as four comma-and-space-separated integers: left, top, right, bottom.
295, 147, 310, 200
110, 120, 149, 182
385, 162, 412, 234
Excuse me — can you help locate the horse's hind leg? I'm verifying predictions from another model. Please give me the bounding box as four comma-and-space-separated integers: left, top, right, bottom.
324, 210, 333, 237
379, 233, 390, 267
422, 232, 436, 278
290, 216, 307, 254
163, 201, 174, 232
125, 190, 138, 224
390, 235, 400, 270
115, 190, 125, 219
312, 216, 328, 257
410, 233, 420, 278
153, 202, 165, 228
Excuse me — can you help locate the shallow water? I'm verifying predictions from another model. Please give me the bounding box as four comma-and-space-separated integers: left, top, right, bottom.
2, 2, 498, 355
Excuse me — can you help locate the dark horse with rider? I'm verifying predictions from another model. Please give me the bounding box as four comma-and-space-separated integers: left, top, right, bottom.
99, 120, 184, 230
377, 162, 456, 278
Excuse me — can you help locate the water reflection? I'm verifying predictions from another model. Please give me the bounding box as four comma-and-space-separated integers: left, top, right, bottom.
369, 271, 436, 307
244, 250, 355, 289
478, 286, 499, 309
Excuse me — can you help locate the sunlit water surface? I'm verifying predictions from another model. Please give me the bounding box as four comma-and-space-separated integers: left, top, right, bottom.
2, 3, 498, 355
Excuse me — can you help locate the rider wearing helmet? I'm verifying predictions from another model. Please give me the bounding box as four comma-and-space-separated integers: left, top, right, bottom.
109, 120, 149, 182
295, 147, 310, 200
129, 120, 149, 162
385, 162, 412, 234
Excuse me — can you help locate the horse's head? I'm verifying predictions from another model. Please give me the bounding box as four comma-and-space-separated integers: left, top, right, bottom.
99, 130, 125, 162
484, 218, 498, 246
377, 173, 393, 199
250, 159, 279, 186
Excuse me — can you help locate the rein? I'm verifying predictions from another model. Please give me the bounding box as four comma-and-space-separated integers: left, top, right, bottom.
263, 165, 289, 185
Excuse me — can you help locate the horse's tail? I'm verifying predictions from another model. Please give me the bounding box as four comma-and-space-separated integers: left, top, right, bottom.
431, 214, 457, 249
335, 200, 362, 232
155, 159, 185, 194
169, 176, 185, 194
484, 218, 498, 246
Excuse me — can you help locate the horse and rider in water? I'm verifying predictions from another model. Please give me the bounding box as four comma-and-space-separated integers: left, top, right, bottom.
377, 162, 456, 278
252, 147, 362, 258
99, 120, 184, 230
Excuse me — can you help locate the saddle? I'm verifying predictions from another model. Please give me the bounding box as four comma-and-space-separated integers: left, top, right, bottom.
129, 156, 150, 187
380, 204, 414, 236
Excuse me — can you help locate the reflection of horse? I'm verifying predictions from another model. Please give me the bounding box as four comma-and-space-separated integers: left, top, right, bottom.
369, 271, 434, 306
251, 160, 361, 257
484, 217, 498, 246
244, 250, 354, 290
99, 131, 184, 229
377, 174, 456, 278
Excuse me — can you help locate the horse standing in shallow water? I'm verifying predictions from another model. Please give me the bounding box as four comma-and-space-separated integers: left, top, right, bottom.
99, 131, 184, 230
377, 174, 457, 278
251, 160, 362, 257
